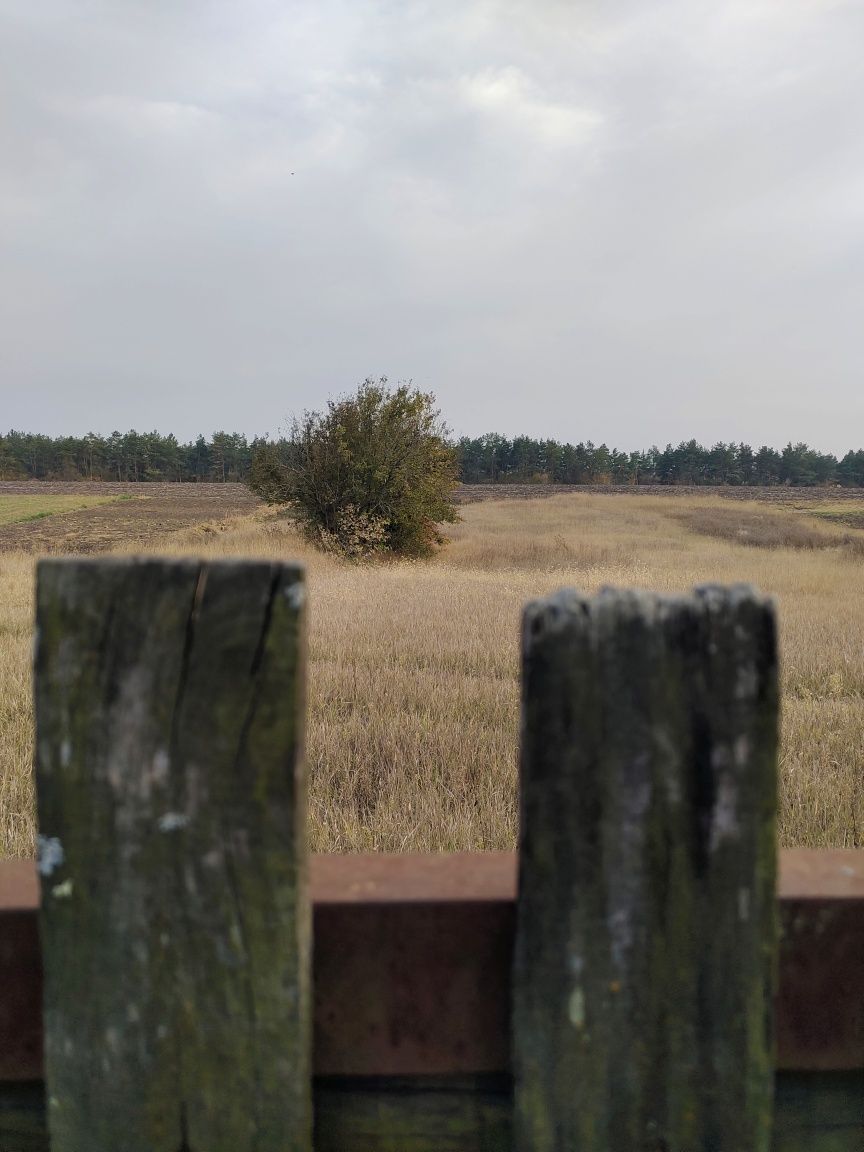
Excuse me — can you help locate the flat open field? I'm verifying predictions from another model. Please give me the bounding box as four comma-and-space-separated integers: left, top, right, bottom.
0, 492, 122, 527
0, 482, 257, 553
1, 482, 863, 857
455, 482, 864, 506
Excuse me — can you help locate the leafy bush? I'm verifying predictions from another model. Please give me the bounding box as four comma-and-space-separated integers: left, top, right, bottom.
248, 379, 460, 558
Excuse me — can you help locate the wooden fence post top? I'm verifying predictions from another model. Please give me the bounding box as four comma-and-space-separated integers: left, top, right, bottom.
523, 582, 776, 637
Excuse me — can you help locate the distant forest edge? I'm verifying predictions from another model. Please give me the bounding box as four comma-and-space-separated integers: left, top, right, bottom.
3, 430, 864, 488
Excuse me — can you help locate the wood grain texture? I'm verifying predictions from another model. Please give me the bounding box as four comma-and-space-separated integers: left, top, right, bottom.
34, 557, 310, 1152
514, 586, 779, 1152
2, 1073, 862, 1152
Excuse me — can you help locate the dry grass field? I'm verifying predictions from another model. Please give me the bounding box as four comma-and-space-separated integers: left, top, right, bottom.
1, 485, 863, 857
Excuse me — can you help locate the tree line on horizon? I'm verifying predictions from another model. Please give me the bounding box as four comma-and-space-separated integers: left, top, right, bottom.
2, 428, 864, 488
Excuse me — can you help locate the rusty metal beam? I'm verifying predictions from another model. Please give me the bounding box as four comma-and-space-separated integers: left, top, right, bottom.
1, 851, 862, 1081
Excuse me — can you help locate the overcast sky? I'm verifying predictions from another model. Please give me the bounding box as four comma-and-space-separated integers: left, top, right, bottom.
2, 1, 863, 451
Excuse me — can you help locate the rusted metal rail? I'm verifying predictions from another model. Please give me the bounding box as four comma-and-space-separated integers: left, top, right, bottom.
2, 850, 862, 1084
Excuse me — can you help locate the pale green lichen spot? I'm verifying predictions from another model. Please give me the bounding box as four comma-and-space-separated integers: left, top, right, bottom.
568, 986, 586, 1029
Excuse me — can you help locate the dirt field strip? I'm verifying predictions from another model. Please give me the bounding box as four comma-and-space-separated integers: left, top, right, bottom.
2, 480, 863, 554
0, 493, 122, 528
0, 482, 259, 553
454, 482, 864, 505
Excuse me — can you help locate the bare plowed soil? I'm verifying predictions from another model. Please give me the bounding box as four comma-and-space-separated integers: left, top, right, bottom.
0, 482, 259, 553
454, 483, 864, 504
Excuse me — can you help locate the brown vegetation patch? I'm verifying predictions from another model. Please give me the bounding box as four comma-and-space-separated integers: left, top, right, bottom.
455, 482, 864, 505
673, 504, 864, 554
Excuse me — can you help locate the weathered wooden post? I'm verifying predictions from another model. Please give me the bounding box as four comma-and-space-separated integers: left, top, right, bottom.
514, 586, 778, 1152
34, 558, 310, 1152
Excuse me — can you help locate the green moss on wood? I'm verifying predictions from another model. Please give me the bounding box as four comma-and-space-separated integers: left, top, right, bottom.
513, 586, 779, 1152
34, 558, 310, 1152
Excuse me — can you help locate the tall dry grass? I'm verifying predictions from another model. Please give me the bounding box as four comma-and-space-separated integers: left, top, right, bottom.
1, 493, 862, 856
0, 553, 38, 855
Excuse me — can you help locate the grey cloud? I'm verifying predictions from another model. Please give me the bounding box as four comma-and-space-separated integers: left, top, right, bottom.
1, 0, 862, 451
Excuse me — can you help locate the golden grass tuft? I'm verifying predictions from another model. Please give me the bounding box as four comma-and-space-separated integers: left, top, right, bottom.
1, 493, 863, 857
0, 553, 39, 856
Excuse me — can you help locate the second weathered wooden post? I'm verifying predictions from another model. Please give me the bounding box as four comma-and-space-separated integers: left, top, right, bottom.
35, 557, 310, 1152
514, 585, 778, 1152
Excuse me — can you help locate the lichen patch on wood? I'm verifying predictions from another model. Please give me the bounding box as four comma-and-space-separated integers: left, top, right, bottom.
35, 557, 311, 1152
514, 585, 779, 1152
